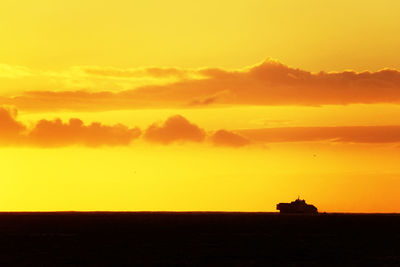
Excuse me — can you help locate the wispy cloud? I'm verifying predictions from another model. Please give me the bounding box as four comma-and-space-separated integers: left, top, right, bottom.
0, 63, 207, 96
2, 60, 400, 111
237, 126, 400, 143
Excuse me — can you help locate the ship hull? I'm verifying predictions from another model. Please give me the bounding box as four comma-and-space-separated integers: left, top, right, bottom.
277, 203, 318, 214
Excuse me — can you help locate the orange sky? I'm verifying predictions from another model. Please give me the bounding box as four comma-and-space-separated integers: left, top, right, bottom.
1, 0, 400, 212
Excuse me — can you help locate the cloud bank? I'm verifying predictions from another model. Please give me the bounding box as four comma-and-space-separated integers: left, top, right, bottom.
2, 60, 400, 111
2, 107, 400, 148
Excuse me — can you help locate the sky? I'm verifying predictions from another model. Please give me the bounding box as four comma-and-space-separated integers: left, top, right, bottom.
1, 0, 400, 212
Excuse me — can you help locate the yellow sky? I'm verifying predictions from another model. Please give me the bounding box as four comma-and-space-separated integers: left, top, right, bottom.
1, 0, 400, 71
2, 144, 400, 212
1, 1, 400, 212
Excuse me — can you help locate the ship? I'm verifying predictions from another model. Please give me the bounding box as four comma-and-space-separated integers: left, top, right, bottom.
276, 197, 318, 214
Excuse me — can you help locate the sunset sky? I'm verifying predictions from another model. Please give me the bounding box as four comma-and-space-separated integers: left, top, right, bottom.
1, 0, 400, 212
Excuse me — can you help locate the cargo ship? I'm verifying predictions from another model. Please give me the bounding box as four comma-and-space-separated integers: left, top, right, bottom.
277, 198, 318, 214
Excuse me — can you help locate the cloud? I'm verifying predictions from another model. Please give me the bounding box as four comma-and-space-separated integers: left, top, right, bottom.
3, 60, 400, 111
210, 130, 250, 147
4, 90, 120, 112
144, 115, 206, 144
237, 125, 400, 144
0, 107, 141, 147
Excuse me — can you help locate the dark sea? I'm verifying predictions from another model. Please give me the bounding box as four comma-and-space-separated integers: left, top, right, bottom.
0, 212, 399, 266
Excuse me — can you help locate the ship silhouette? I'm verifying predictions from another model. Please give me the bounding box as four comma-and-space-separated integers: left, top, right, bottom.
277, 197, 318, 214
